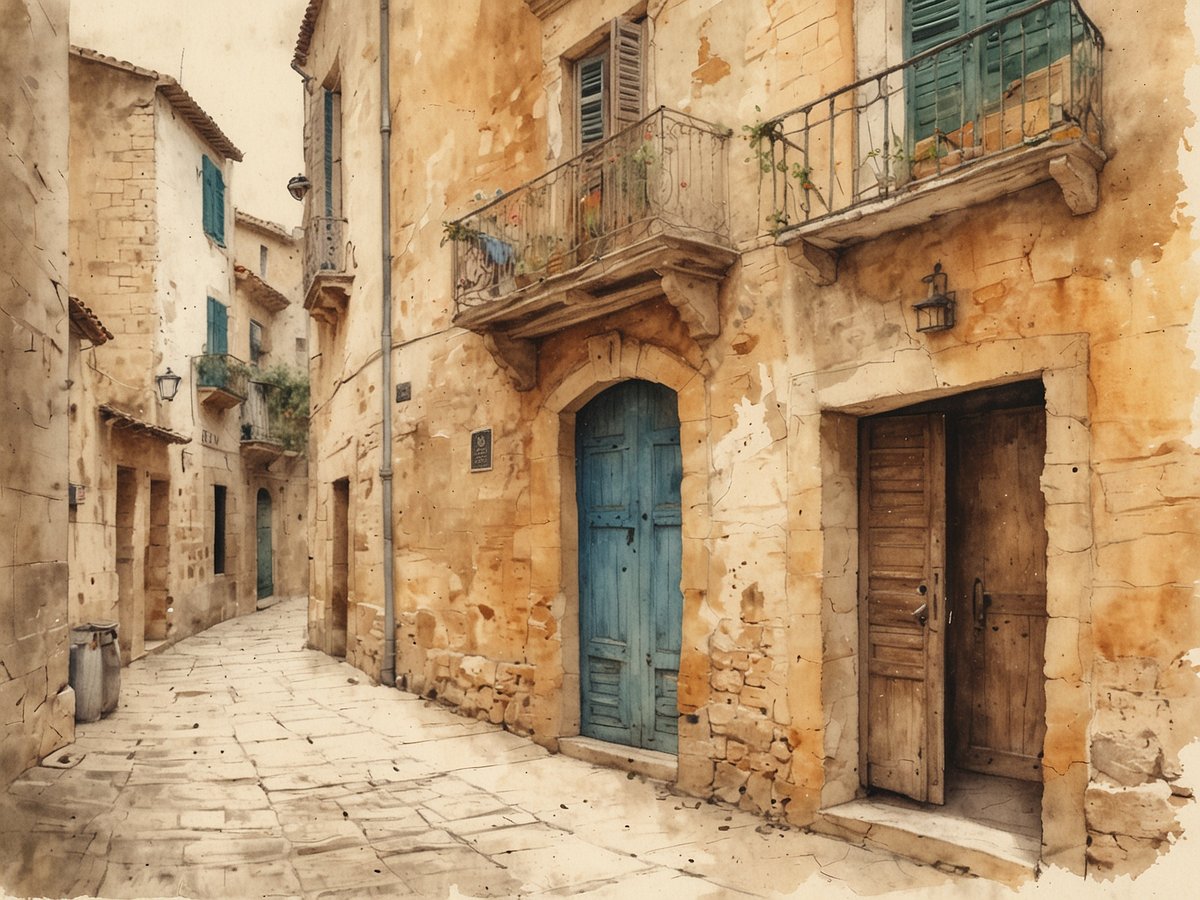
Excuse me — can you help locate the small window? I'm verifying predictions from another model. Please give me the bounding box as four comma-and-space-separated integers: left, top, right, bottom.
202, 155, 226, 246
206, 297, 228, 355
259, 244, 269, 277
213, 484, 227, 575
249, 319, 265, 365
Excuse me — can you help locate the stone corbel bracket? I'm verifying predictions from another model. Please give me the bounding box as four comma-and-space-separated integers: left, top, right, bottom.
1048, 152, 1100, 216
658, 267, 722, 345
784, 240, 838, 287
483, 332, 537, 392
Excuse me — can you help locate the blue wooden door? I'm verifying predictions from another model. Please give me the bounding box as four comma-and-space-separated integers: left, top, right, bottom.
577, 380, 682, 752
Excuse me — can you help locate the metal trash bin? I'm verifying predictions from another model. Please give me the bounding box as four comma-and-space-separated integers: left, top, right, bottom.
69, 626, 103, 723
90, 621, 121, 715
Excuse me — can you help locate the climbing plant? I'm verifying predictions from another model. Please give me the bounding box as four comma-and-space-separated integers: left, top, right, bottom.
258, 363, 310, 453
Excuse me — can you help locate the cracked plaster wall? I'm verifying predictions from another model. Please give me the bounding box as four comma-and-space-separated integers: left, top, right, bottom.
0, 0, 74, 788
301, 0, 1200, 878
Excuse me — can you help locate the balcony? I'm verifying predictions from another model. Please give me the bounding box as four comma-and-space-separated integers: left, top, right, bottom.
759, 0, 1104, 284
303, 215, 353, 325
448, 108, 736, 388
194, 353, 248, 411
240, 381, 285, 466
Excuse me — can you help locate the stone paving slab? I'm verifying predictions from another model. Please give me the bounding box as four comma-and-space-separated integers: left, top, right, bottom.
0, 598, 997, 899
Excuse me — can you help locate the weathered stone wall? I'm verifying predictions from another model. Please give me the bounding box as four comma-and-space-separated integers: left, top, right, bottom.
300, 0, 1200, 880
0, 0, 74, 787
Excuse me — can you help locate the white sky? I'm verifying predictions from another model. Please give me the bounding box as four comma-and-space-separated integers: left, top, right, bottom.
71, 0, 309, 229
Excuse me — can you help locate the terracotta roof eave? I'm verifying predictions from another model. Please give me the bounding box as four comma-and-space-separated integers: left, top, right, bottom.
293, 0, 326, 69
235, 210, 296, 241
99, 404, 192, 445
68, 296, 114, 345
234, 265, 292, 310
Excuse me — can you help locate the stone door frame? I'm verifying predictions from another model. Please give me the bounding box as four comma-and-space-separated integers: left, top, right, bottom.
528, 332, 711, 751
800, 333, 1093, 873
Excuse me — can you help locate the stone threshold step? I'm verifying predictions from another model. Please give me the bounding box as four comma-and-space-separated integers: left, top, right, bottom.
558, 736, 677, 783
813, 798, 1039, 887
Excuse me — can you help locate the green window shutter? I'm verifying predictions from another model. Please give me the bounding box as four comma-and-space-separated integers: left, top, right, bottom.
323, 89, 336, 217
906, 0, 969, 141
609, 18, 644, 135
578, 55, 606, 148
981, 0, 1071, 103
202, 155, 225, 245
206, 297, 228, 355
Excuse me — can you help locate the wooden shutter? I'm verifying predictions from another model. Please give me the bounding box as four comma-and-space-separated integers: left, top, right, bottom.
578, 55, 606, 148
609, 18, 644, 135
323, 88, 337, 216
906, 0, 968, 141
860, 414, 946, 804
206, 297, 228, 355
981, 0, 1070, 103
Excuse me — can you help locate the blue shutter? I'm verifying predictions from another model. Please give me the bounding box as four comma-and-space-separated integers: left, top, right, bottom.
981, 0, 1071, 104
323, 89, 336, 217
906, 0, 969, 142
202, 155, 225, 245
206, 297, 228, 355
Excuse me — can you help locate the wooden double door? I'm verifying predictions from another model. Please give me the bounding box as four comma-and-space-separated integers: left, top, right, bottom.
576, 380, 682, 753
860, 396, 1047, 803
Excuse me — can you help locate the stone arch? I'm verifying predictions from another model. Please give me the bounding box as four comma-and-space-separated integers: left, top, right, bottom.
527, 332, 712, 750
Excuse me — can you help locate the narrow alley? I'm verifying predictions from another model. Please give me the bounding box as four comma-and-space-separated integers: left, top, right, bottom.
0, 599, 969, 899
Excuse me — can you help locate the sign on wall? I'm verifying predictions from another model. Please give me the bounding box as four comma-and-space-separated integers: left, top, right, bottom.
470, 428, 492, 472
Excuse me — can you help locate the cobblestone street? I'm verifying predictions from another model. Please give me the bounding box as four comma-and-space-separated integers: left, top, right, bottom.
0, 598, 986, 899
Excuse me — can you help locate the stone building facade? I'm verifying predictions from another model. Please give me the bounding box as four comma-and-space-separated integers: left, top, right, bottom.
0, 0, 75, 789
67, 48, 309, 664
295, 0, 1199, 881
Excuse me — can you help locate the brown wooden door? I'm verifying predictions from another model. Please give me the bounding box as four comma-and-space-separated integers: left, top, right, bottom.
948, 406, 1047, 781
860, 414, 946, 804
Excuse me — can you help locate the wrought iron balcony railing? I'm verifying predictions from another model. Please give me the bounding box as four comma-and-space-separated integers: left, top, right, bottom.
303, 215, 349, 292
759, 0, 1103, 238
194, 353, 248, 401
448, 107, 731, 313
240, 381, 280, 444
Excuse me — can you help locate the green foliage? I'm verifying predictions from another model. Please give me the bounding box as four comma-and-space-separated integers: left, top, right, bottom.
196, 354, 250, 394
258, 363, 310, 453
440, 220, 481, 246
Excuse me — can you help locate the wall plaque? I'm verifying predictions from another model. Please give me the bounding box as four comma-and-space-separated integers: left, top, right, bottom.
470, 428, 492, 472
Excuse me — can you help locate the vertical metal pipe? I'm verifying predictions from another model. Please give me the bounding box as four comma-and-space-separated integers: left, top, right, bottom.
379, 0, 396, 687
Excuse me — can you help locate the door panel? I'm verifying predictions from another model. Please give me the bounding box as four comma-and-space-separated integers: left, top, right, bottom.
256, 489, 273, 600
578, 380, 682, 752
949, 406, 1047, 781
860, 414, 946, 803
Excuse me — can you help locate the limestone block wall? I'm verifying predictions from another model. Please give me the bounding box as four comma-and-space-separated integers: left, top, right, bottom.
0, 0, 74, 787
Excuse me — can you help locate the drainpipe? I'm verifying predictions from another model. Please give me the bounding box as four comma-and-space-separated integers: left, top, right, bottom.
379, 0, 397, 687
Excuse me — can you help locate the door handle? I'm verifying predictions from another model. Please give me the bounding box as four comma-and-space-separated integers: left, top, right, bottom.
645, 652, 652, 667
972, 577, 991, 629
911, 603, 928, 627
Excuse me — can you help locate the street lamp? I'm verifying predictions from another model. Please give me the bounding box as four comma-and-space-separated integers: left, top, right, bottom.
287, 174, 311, 201
155, 368, 182, 402
914, 262, 956, 333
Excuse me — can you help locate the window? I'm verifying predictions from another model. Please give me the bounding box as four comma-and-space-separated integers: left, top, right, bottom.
201, 155, 225, 245
213, 484, 227, 575
573, 18, 644, 152
321, 87, 342, 218
249, 319, 265, 365
259, 244, 269, 277
206, 297, 228, 355
906, 0, 1070, 141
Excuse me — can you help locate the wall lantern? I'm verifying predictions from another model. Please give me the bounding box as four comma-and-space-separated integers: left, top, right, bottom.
914, 262, 956, 333
287, 174, 312, 201
155, 368, 182, 402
